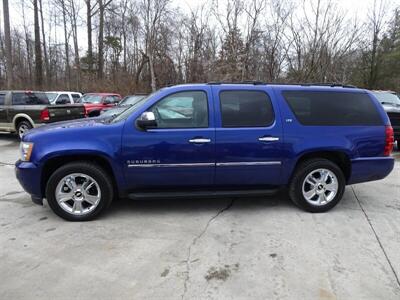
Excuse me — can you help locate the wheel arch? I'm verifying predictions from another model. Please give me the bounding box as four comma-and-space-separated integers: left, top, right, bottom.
13, 114, 35, 131
41, 154, 120, 199
292, 150, 351, 183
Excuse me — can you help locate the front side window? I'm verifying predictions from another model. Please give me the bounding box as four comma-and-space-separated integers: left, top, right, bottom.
12, 92, 49, 105
220, 90, 274, 127
0, 94, 5, 105
283, 91, 382, 126
150, 91, 208, 128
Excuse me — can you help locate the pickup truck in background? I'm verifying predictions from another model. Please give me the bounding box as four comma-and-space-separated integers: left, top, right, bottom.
76, 93, 122, 117
46, 91, 83, 105
0, 90, 86, 138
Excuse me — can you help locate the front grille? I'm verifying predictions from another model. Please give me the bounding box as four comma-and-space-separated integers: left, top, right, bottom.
387, 112, 400, 127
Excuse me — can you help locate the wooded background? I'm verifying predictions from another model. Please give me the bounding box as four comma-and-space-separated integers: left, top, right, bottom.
0, 0, 399, 94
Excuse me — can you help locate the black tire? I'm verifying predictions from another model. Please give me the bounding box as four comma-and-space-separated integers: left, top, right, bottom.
16, 120, 33, 139
289, 158, 345, 213
46, 162, 113, 221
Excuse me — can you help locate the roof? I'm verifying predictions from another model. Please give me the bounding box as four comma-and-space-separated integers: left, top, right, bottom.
45, 91, 82, 94
83, 92, 121, 96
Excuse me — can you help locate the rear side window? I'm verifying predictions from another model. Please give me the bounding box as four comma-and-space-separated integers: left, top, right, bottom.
283, 91, 382, 126
0, 94, 5, 105
12, 92, 49, 105
220, 91, 274, 127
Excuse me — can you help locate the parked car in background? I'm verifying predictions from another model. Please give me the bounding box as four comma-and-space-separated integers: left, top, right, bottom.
100, 94, 148, 118
47, 91, 83, 105
15, 83, 395, 221
77, 93, 122, 117
372, 90, 400, 147
0, 90, 85, 138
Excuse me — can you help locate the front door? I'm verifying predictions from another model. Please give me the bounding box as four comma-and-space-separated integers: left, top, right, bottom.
122, 88, 215, 191
212, 87, 284, 187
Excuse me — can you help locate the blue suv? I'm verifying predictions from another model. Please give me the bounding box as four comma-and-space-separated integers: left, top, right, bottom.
15, 83, 395, 221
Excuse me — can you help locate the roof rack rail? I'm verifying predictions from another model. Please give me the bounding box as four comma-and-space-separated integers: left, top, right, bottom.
207, 81, 266, 85
300, 82, 357, 88
206, 81, 357, 88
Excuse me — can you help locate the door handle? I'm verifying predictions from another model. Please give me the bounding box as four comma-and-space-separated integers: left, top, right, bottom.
189, 138, 211, 144
258, 136, 279, 142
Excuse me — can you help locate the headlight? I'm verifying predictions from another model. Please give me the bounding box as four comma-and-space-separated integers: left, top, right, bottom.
20, 142, 34, 162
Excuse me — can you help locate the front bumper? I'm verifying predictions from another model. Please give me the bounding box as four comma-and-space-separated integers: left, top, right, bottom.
348, 156, 395, 185
15, 160, 43, 204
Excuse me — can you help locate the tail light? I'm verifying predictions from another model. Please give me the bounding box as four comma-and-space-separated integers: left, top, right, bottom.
384, 125, 394, 156
40, 108, 50, 122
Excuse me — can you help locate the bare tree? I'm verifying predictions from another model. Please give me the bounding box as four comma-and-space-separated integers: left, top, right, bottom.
3, 0, 13, 88
34, 0, 43, 88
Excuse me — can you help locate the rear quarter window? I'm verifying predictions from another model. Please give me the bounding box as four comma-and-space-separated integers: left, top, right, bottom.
282, 91, 382, 126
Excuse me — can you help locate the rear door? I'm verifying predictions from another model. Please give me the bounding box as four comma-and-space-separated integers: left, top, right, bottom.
212, 86, 284, 186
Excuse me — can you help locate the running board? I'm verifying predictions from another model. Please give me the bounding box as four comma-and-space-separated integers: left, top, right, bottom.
128, 188, 280, 200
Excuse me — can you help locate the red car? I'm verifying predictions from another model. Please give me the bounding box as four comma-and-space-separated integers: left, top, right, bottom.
77, 93, 122, 117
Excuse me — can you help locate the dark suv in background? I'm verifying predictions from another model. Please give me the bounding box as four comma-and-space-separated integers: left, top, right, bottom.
372, 91, 400, 147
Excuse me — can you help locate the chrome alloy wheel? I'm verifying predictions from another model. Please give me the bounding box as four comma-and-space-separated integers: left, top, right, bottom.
18, 124, 30, 138
55, 173, 101, 216
302, 168, 338, 206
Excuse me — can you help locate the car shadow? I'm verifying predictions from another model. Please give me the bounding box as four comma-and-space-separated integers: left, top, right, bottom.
0, 133, 19, 143
105, 190, 295, 218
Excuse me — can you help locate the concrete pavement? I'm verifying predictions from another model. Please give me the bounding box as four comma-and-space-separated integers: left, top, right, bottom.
0, 133, 399, 299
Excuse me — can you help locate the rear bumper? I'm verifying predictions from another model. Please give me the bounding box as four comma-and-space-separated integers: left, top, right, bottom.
15, 160, 43, 202
348, 157, 395, 185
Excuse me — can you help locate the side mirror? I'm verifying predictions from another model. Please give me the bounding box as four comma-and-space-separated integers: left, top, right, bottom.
136, 111, 157, 129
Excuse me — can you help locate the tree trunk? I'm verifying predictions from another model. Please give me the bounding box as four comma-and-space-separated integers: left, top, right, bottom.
70, 0, 81, 90
61, 0, 71, 89
2, 0, 13, 88
98, 0, 104, 79
148, 53, 157, 92
86, 0, 93, 72
33, 0, 43, 88
39, 0, 49, 87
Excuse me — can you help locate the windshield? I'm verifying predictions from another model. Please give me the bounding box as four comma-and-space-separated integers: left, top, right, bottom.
111, 91, 159, 123
46, 93, 58, 102
373, 92, 400, 106
78, 94, 103, 104
119, 95, 147, 106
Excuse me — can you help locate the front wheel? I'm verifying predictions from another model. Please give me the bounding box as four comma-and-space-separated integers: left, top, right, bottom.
46, 162, 113, 221
289, 158, 345, 212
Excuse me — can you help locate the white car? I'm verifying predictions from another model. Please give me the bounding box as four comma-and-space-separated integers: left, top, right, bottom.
46, 91, 83, 105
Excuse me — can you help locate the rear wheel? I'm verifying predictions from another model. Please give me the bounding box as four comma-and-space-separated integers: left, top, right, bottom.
46, 162, 113, 221
289, 158, 345, 212
17, 120, 33, 139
